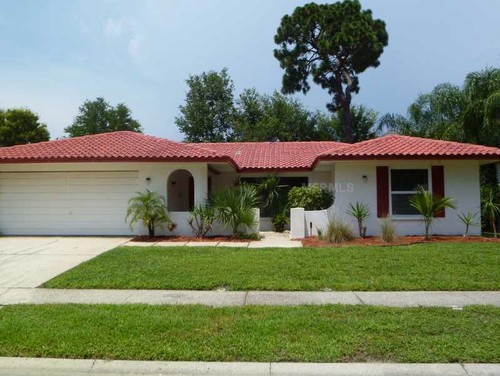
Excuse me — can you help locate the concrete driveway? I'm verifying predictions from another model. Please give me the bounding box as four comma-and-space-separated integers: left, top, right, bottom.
0, 237, 130, 288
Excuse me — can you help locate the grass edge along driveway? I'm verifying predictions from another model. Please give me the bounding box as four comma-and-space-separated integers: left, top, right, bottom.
0, 304, 498, 363
43, 242, 500, 291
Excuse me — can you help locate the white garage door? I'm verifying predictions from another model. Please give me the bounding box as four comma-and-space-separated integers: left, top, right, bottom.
0, 171, 139, 235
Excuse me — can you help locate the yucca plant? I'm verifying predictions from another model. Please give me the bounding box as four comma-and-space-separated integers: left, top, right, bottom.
409, 186, 456, 240
346, 201, 370, 238
457, 211, 480, 237
126, 190, 173, 237
481, 188, 500, 237
210, 184, 259, 237
188, 204, 215, 238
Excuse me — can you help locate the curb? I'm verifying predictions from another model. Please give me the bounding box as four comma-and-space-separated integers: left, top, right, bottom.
0, 358, 499, 376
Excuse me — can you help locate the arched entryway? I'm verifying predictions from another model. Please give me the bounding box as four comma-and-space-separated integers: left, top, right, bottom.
167, 169, 194, 211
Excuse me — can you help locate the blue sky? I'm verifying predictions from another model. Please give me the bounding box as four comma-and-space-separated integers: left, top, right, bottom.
1, 0, 499, 140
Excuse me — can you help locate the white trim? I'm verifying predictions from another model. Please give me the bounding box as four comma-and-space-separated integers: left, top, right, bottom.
389, 168, 431, 218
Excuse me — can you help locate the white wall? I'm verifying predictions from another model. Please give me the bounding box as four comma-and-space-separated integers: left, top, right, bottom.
0, 161, 209, 236
333, 160, 482, 237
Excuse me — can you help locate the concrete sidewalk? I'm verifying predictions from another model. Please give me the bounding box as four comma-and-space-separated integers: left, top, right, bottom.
0, 357, 498, 376
123, 231, 303, 248
1, 288, 499, 307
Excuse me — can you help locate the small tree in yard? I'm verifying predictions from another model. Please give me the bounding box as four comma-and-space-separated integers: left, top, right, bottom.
126, 191, 174, 237
481, 188, 500, 237
346, 201, 370, 238
409, 186, 456, 240
457, 211, 480, 237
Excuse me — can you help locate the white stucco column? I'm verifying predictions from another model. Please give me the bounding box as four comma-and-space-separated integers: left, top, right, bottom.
290, 207, 305, 239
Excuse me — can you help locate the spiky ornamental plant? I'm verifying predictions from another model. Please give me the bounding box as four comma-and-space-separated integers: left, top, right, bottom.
409, 186, 456, 240
457, 211, 480, 237
126, 191, 173, 237
346, 201, 370, 237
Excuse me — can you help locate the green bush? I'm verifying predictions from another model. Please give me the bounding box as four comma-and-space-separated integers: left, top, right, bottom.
288, 185, 334, 210
272, 213, 288, 232
210, 185, 259, 238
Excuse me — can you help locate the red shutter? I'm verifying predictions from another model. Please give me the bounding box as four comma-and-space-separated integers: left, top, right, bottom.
376, 166, 389, 218
432, 166, 445, 218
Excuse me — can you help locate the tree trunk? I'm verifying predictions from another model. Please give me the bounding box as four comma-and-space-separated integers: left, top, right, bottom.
342, 102, 354, 143
340, 71, 354, 143
148, 222, 155, 237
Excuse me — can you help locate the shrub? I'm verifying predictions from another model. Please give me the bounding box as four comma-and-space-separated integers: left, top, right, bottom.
457, 211, 480, 237
345, 201, 370, 238
210, 184, 259, 238
410, 186, 456, 240
288, 185, 334, 210
323, 217, 355, 243
188, 204, 215, 238
380, 217, 397, 243
126, 190, 174, 237
272, 213, 288, 232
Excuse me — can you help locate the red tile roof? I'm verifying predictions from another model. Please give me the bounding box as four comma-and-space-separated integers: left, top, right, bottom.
0, 131, 232, 164
194, 141, 346, 171
0, 132, 498, 171
318, 134, 500, 161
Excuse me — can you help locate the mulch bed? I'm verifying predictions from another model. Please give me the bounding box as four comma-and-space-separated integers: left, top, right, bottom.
132, 235, 256, 243
301, 235, 500, 247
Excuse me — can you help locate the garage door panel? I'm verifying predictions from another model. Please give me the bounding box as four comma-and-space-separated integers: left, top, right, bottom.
0, 185, 68, 193
68, 185, 137, 194
0, 170, 139, 235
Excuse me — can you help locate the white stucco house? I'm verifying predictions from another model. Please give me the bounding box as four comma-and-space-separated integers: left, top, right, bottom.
0, 131, 499, 237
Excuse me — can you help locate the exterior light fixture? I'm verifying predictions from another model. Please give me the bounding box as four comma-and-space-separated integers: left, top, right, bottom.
362, 175, 368, 183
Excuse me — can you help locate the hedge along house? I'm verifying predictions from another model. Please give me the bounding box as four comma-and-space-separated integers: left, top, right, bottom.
0, 131, 499, 237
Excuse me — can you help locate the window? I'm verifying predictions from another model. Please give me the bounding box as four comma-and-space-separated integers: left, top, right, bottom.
390, 169, 428, 215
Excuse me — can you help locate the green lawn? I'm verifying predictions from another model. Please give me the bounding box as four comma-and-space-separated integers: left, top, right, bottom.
43, 243, 500, 291
0, 304, 498, 363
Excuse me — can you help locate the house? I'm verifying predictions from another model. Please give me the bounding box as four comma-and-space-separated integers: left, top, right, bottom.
0, 131, 498, 237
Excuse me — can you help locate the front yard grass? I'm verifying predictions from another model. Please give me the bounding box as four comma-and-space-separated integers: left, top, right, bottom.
0, 304, 498, 363
43, 243, 500, 291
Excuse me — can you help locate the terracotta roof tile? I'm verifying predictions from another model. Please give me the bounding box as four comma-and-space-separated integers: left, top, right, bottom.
194, 141, 346, 171
0, 131, 230, 163
319, 134, 500, 161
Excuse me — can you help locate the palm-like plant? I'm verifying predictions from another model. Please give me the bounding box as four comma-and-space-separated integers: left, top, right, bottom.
481, 188, 500, 237
457, 211, 480, 237
210, 184, 259, 237
126, 190, 173, 237
346, 201, 370, 238
409, 186, 456, 240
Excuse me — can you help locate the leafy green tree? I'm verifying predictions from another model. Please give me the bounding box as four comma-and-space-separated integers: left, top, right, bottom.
176, 68, 236, 142
274, 0, 388, 143
65, 98, 142, 137
234, 89, 319, 141
317, 104, 377, 142
0, 108, 50, 146
378, 83, 465, 140
126, 191, 174, 237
